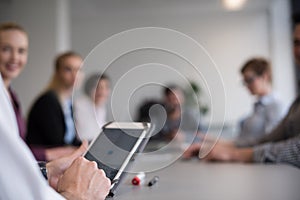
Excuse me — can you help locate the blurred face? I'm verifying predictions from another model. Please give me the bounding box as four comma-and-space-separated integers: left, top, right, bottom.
94, 78, 110, 105
57, 55, 82, 90
294, 24, 300, 67
242, 69, 267, 96
165, 89, 184, 108
0, 30, 28, 87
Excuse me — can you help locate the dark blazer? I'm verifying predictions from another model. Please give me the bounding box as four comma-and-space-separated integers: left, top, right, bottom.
26, 90, 80, 148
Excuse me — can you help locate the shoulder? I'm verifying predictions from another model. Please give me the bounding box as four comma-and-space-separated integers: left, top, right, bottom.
74, 95, 93, 109
183, 107, 201, 121
263, 94, 287, 117
35, 90, 59, 105
29, 90, 60, 113
75, 95, 91, 106
264, 93, 284, 109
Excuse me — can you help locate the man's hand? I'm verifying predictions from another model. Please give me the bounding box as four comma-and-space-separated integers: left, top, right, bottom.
182, 143, 201, 159
182, 135, 232, 159
45, 146, 77, 161
200, 137, 253, 162
183, 135, 253, 163
57, 157, 111, 200
201, 141, 237, 161
46, 141, 88, 189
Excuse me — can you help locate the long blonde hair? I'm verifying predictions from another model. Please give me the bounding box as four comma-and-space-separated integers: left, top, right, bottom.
0, 22, 28, 37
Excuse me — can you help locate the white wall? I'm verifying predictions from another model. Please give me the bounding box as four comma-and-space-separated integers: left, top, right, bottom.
0, 0, 295, 131
1, 0, 57, 117
269, 0, 296, 107
71, 0, 295, 129
0, 0, 70, 117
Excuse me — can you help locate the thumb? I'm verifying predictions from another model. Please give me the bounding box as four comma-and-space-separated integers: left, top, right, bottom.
70, 140, 89, 159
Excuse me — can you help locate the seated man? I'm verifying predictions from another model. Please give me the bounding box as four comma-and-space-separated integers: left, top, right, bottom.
137, 84, 202, 142
236, 57, 285, 143
183, 22, 300, 168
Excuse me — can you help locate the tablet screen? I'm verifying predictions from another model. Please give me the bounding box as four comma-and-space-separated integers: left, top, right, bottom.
84, 127, 145, 181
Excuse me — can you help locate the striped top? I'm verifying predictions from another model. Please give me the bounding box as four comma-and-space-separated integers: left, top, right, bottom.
236, 96, 300, 168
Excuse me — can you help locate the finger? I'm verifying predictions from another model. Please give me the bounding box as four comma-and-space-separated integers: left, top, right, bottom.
69, 140, 89, 160
182, 143, 200, 159
90, 170, 111, 197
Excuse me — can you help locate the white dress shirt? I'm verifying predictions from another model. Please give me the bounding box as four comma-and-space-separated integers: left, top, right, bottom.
237, 93, 285, 142
0, 75, 64, 200
74, 95, 107, 141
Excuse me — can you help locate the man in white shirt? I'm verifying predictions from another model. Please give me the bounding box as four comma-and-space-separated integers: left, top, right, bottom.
0, 74, 110, 199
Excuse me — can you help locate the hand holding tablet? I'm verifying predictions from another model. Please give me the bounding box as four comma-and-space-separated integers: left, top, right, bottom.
84, 122, 151, 196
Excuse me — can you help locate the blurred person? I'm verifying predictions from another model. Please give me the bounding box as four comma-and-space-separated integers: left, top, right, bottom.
236, 57, 285, 143
75, 72, 111, 142
0, 72, 111, 199
295, 27, 300, 68
0, 22, 28, 141
139, 84, 201, 142
0, 22, 68, 161
183, 23, 300, 168
26, 51, 83, 161
294, 15, 300, 94
161, 85, 187, 141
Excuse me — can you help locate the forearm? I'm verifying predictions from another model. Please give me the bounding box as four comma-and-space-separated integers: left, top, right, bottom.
253, 135, 300, 167
232, 148, 254, 163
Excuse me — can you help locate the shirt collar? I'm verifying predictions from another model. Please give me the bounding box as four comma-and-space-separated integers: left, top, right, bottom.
257, 93, 275, 105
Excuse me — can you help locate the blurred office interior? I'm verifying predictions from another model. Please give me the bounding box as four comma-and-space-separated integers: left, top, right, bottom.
0, 0, 299, 137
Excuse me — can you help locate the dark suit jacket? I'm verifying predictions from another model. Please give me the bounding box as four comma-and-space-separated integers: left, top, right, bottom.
26, 90, 80, 159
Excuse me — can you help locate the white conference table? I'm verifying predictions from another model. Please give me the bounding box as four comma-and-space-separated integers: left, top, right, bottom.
110, 159, 300, 200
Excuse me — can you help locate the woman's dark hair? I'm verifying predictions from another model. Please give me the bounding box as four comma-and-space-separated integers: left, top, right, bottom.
164, 84, 183, 96
84, 73, 110, 96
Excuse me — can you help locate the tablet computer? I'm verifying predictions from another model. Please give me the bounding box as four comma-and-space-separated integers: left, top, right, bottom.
84, 122, 151, 196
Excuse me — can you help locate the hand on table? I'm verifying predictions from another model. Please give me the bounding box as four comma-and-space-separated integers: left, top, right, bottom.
182, 134, 253, 163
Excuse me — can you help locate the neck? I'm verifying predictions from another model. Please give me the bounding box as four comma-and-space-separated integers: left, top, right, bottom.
257, 86, 272, 98
55, 87, 73, 102
95, 99, 106, 107
3, 79, 11, 90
